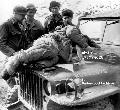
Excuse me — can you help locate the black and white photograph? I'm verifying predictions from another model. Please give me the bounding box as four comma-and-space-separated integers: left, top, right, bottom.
0, 0, 120, 110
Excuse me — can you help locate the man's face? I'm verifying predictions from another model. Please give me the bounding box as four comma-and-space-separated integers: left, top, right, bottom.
15, 13, 26, 22
50, 6, 60, 14
63, 16, 72, 25
26, 10, 36, 19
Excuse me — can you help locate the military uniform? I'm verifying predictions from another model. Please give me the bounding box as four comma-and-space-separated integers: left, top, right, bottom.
0, 18, 28, 57
60, 8, 100, 49
0, 6, 27, 57
23, 3, 45, 47
23, 19, 44, 46
44, 14, 63, 33
0, 6, 27, 105
65, 25, 100, 49
44, 1, 63, 33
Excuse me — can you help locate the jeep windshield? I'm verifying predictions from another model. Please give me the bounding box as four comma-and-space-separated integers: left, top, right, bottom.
80, 15, 120, 46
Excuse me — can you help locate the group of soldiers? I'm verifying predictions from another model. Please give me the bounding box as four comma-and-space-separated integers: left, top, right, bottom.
0, 0, 101, 109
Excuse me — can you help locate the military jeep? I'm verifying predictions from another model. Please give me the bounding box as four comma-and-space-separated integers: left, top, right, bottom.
7, 14, 120, 110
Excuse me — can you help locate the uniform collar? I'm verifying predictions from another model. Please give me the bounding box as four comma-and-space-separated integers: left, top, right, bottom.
8, 17, 17, 24
52, 13, 61, 18
51, 13, 62, 22
10, 17, 22, 25
24, 18, 36, 28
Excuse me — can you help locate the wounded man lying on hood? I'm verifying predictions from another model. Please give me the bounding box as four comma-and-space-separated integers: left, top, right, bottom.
1, 25, 101, 81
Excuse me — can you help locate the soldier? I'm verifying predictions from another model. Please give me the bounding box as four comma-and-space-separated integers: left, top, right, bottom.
44, 1, 64, 33
0, 6, 27, 105
55, 9, 75, 31
0, 6, 27, 57
65, 25, 101, 51
57, 9, 101, 53
61, 9, 75, 26
23, 3, 44, 47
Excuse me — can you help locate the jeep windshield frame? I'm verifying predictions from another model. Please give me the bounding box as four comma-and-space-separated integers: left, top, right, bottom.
80, 17, 120, 21
80, 16, 120, 43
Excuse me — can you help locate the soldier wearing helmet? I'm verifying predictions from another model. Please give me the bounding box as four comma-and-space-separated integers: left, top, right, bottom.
0, 5, 28, 105
23, 3, 44, 47
44, 1, 64, 33
13, 6, 27, 23
0, 5, 27, 56
56, 9, 101, 52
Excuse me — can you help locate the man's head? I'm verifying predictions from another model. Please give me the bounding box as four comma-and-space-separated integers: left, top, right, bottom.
62, 9, 74, 26
13, 6, 27, 22
49, 1, 61, 14
26, 3, 37, 19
